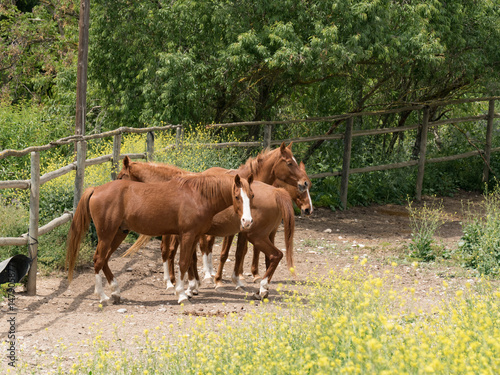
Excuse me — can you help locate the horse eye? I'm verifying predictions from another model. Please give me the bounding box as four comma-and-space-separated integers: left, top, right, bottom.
235, 196, 240, 200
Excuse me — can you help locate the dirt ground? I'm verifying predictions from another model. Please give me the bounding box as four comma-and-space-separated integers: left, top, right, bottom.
0, 190, 488, 371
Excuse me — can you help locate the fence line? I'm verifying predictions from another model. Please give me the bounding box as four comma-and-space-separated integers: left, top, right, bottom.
0, 98, 498, 294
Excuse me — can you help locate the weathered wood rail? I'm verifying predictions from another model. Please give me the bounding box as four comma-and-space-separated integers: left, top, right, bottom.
0, 97, 498, 294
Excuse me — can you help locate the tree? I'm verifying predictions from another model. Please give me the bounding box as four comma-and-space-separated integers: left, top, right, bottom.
89, 0, 500, 139
0, 0, 79, 105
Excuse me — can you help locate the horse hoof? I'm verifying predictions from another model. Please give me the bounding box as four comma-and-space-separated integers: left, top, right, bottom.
166, 283, 175, 294
239, 275, 246, 281
235, 285, 247, 292
214, 282, 225, 290
185, 289, 194, 298
253, 276, 262, 283
252, 292, 262, 300
111, 294, 121, 304
203, 274, 213, 283
178, 295, 191, 305
260, 290, 269, 300
98, 295, 110, 304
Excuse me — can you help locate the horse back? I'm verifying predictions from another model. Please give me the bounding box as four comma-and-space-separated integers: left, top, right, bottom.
89, 180, 203, 236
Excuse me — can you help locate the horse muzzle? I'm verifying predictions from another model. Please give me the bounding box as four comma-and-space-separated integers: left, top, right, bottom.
301, 207, 313, 216
240, 217, 253, 230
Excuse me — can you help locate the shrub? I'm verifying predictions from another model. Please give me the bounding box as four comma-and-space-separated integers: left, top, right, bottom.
458, 186, 500, 276
407, 199, 446, 261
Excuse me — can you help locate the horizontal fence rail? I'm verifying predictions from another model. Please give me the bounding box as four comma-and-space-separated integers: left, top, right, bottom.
0, 97, 498, 295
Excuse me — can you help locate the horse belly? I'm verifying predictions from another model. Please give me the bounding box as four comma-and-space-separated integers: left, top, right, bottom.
123, 199, 181, 236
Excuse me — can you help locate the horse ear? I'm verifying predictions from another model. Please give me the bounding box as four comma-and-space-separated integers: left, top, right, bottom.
299, 161, 306, 171
247, 173, 254, 185
287, 142, 294, 150
234, 174, 242, 188
123, 155, 130, 168
280, 142, 287, 156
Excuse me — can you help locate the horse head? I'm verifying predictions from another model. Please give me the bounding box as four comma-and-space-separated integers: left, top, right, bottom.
116, 156, 138, 181
233, 174, 254, 230
272, 142, 310, 193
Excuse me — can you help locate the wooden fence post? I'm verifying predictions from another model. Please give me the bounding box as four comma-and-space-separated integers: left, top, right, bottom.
483, 99, 495, 183
340, 117, 354, 210
111, 133, 122, 180
27, 152, 40, 295
146, 131, 155, 161
263, 124, 272, 149
73, 140, 87, 210
175, 125, 183, 151
416, 106, 430, 201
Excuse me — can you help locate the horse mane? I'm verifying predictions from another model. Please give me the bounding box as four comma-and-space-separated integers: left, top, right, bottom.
130, 160, 188, 181
239, 147, 278, 176
175, 174, 234, 205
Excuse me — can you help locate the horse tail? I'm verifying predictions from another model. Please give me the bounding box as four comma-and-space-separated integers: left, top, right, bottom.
66, 187, 94, 283
122, 235, 153, 257
275, 188, 296, 275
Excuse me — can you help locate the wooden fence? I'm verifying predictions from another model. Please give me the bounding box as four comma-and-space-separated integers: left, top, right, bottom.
0, 96, 498, 295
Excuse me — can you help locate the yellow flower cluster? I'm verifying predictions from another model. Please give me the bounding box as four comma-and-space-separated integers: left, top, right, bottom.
7, 260, 497, 375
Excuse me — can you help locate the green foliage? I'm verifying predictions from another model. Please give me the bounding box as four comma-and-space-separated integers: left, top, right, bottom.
0, 196, 29, 261
458, 186, 500, 277
0, 0, 79, 105
407, 200, 446, 261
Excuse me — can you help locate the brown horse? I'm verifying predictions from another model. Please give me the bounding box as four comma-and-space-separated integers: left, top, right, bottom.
66, 173, 254, 304
240, 173, 313, 282
194, 170, 313, 283
120, 142, 309, 291
197, 162, 313, 283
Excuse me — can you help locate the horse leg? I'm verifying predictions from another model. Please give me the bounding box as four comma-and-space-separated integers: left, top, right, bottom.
165, 235, 179, 294
247, 236, 283, 300
176, 233, 199, 304
251, 241, 262, 283
214, 235, 234, 289
232, 233, 248, 290
264, 229, 278, 271
186, 250, 200, 298
100, 231, 128, 304
201, 235, 215, 281
161, 234, 176, 292
251, 229, 277, 281
236, 233, 247, 281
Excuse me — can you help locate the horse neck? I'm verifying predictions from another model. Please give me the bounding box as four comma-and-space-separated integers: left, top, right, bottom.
210, 177, 235, 214
211, 188, 234, 214
180, 175, 234, 214
237, 149, 279, 184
